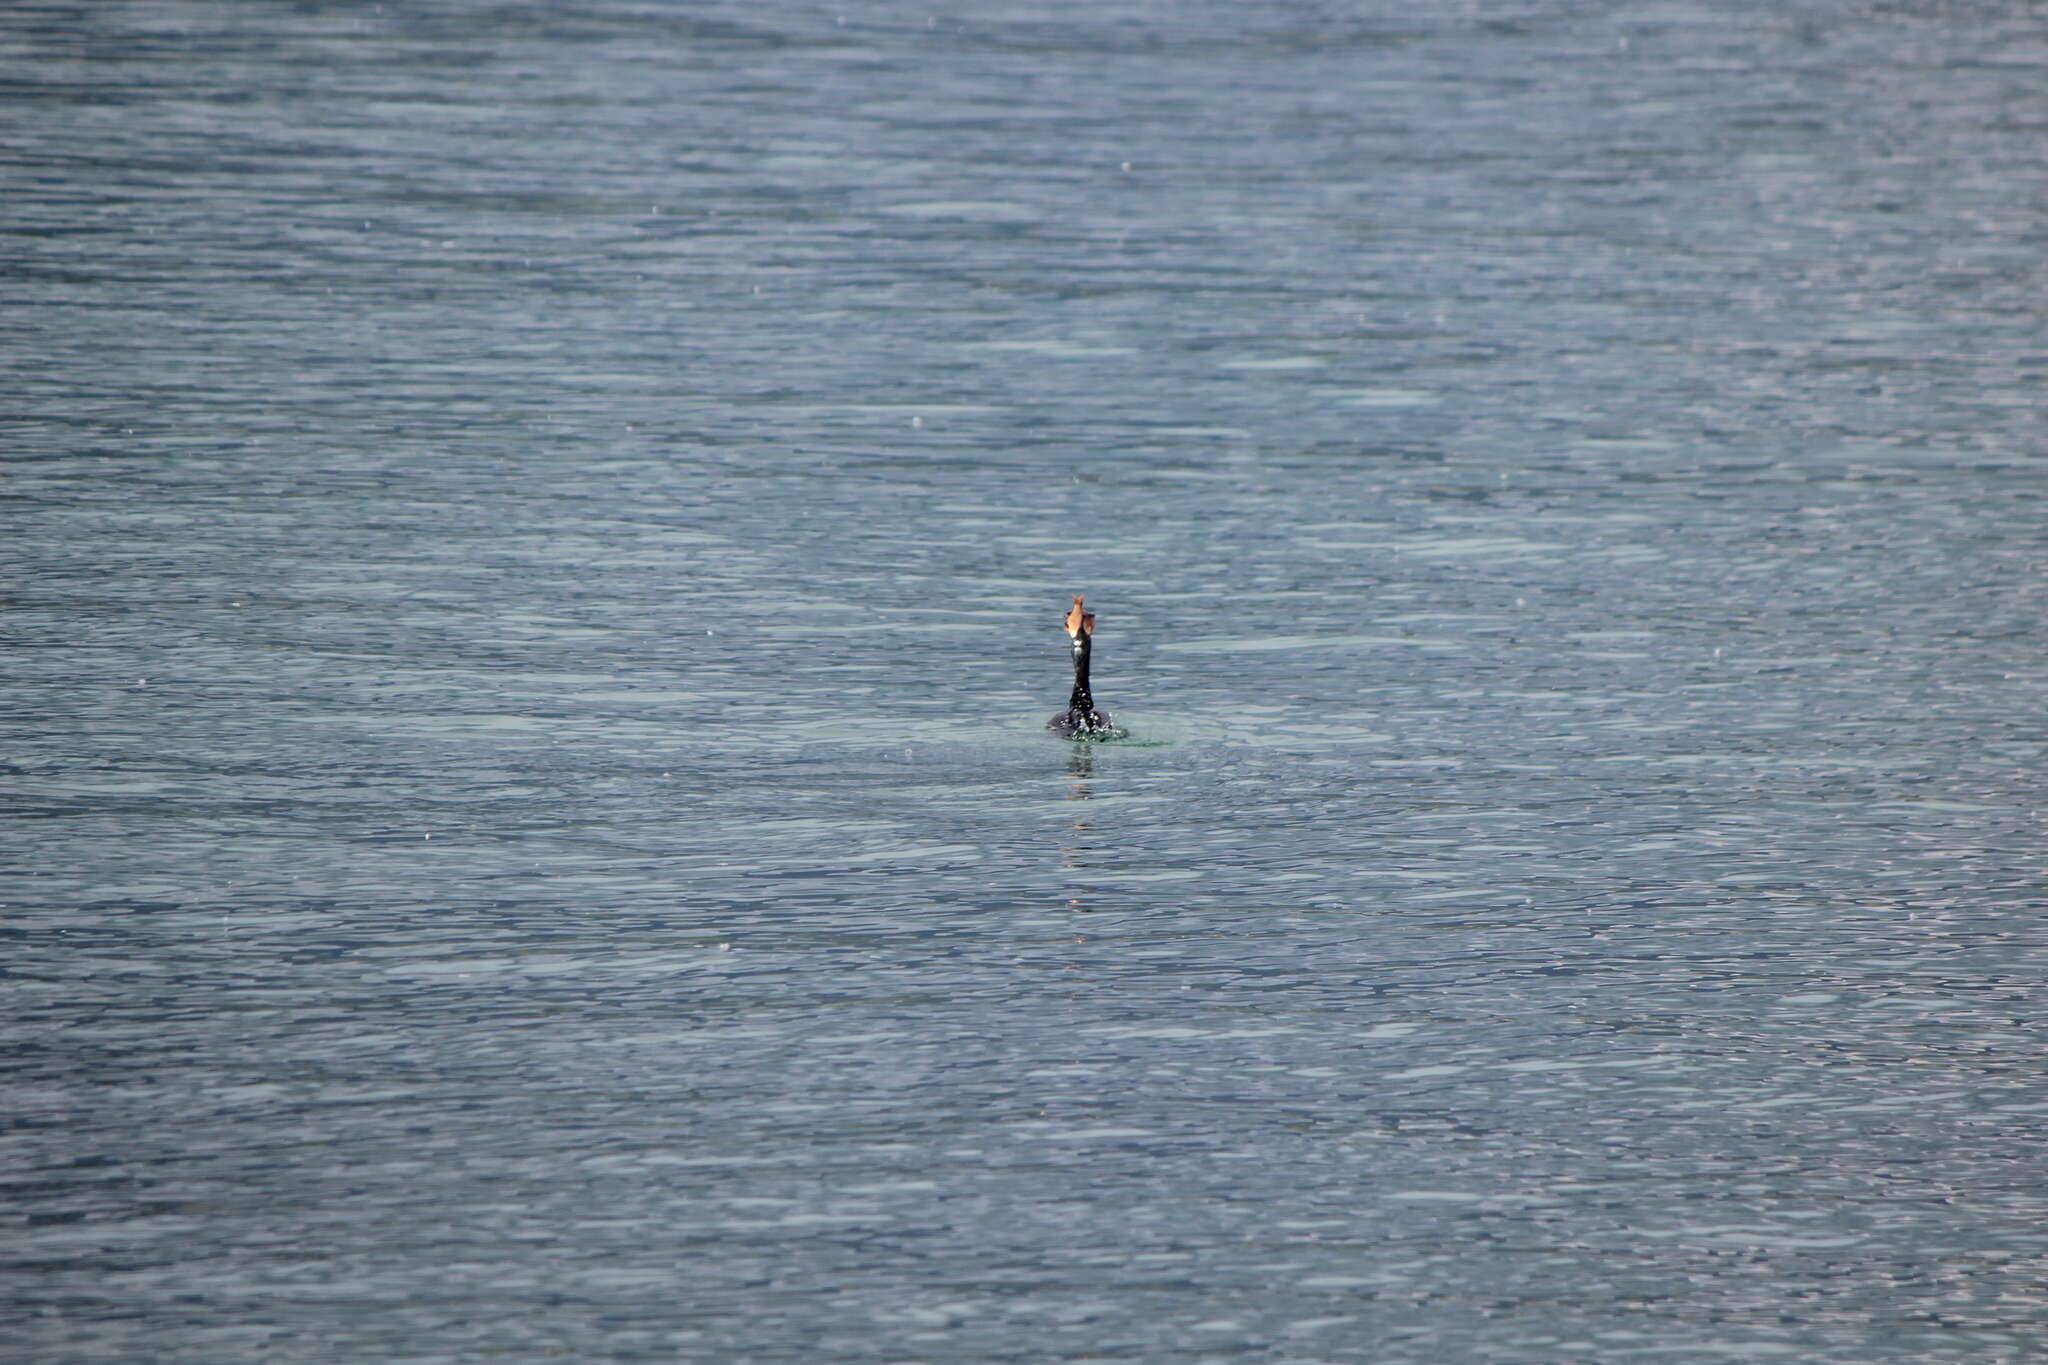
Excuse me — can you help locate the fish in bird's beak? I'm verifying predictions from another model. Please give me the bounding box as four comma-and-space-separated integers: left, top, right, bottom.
1063, 595, 1095, 639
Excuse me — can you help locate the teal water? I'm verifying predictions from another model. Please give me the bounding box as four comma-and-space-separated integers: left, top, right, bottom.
5, 3, 2046, 1362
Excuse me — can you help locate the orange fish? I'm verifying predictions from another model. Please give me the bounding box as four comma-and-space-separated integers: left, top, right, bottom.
1062, 594, 1097, 639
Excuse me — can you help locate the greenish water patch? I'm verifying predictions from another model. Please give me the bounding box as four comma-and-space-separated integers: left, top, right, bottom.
1065, 727, 1129, 743
1063, 729, 1171, 747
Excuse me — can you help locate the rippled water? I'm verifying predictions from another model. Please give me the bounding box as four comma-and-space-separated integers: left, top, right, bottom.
7, 2, 2047, 1361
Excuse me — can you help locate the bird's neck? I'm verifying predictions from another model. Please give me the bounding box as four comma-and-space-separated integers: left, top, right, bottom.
1067, 635, 1093, 710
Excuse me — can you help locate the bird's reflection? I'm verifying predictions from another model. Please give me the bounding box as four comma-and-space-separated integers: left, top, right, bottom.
1058, 745, 1095, 911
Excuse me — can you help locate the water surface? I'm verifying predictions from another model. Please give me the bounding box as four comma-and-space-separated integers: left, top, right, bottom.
6, 2, 2047, 1361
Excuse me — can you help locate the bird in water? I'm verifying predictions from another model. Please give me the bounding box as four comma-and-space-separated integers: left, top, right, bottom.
1048, 594, 1121, 739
